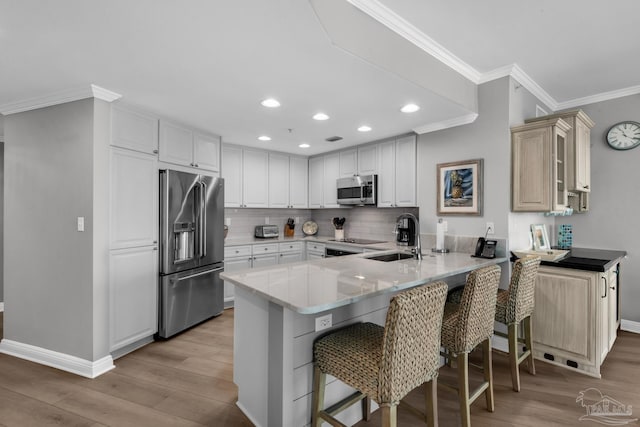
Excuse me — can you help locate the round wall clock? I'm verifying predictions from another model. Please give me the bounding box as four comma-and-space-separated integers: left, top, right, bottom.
606, 121, 640, 150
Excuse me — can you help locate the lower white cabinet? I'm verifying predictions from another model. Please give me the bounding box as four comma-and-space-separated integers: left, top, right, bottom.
109, 245, 158, 352
278, 241, 304, 264
306, 242, 326, 260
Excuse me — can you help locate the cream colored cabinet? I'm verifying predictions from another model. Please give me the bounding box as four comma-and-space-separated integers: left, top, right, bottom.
308, 153, 340, 208
159, 120, 220, 173
377, 135, 417, 207
607, 266, 620, 351
511, 118, 571, 213
111, 104, 159, 155
526, 109, 594, 193
532, 264, 619, 378
222, 145, 269, 208
268, 153, 308, 209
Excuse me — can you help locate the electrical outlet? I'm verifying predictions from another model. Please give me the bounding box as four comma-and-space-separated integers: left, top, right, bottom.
295, 217, 300, 224
486, 222, 495, 235
77, 216, 85, 232
315, 314, 332, 332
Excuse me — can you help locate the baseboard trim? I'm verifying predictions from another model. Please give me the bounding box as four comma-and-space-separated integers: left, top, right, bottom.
236, 401, 263, 427
0, 302, 4, 312
0, 339, 115, 378
621, 319, 640, 334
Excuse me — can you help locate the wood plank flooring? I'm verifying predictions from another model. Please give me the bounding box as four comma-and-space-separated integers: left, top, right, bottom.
0, 310, 639, 426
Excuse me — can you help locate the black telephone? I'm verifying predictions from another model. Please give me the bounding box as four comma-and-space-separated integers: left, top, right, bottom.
473, 237, 497, 259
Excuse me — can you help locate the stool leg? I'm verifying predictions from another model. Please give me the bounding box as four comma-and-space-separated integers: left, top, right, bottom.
524, 316, 536, 376
482, 338, 495, 412
381, 404, 397, 427
425, 378, 438, 427
508, 323, 521, 392
457, 352, 471, 427
311, 365, 326, 427
362, 396, 371, 421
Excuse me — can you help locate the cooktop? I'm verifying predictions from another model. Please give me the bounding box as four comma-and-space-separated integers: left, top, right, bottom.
328, 238, 387, 245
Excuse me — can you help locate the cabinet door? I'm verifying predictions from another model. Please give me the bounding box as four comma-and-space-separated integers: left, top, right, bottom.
394, 135, 416, 207
307, 252, 325, 260
607, 267, 618, 351
575, 119, 591, 192
269, 153, 290, 208
598, 272, 609, 363
111, 105, 159, 155
223, 257, 253, 307
110, 148, 158, 249
222, 145, 243, 207
193, 132, 220, 173
159, 121, 194, 167
252, 254, 279, 268
323, 153, 340, 208
512, 127, 552, 211
377, 141, 395, 207
279, 252, 303, 264
358, 145, 378, 175
110, 245, 158, 351
339, 149, 358, 177
243, 149, 269, 208
289, 156, 308, 209
308, 156, 324, 208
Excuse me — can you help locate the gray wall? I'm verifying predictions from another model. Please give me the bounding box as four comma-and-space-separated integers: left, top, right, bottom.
566, 94, 640, 322
4, 98, 110, 361
0, 141, 3, 305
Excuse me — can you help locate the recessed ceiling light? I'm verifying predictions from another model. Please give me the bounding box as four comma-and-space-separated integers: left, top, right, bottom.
357, 125, 372, 132
260, 98, 280, 108
400, 103, 420, 113
299, 143, 310, 148
313, 113, 329, 121
258, 135, 271, 141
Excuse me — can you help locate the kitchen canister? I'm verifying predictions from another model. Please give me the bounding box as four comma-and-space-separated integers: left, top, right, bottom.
557, 224, 573, 249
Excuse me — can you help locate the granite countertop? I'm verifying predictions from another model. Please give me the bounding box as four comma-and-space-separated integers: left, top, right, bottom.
220, 250, 508, 314
224, 235, 399, 251
513, 247, 627, 272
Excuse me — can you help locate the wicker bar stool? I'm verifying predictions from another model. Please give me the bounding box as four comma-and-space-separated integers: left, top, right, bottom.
494, 255, 541, 392
440, 265, 501, 427
311, 282, 448, 427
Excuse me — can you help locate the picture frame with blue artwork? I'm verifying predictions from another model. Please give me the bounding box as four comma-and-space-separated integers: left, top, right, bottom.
436, 158, 483, 216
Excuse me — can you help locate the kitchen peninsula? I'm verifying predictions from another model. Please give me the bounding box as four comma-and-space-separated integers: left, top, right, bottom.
221, 250, 507, 427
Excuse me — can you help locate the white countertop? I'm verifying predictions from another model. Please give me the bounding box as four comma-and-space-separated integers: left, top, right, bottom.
221, 250, 508, 314
224, 235, 400, 251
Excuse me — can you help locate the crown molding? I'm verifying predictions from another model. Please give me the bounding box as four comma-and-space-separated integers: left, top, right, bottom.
556, 84, 640, 110
0, 84, 122, 115
509, 64, 558, 110
347, 0, 480, 83
412, 112, 478, 134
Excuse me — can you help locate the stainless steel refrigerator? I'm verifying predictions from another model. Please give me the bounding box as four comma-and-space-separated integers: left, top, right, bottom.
158, 169, 224, 338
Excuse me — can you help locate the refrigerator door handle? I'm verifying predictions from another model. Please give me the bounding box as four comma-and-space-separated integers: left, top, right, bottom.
169, 266, 223, 284
200, 181, 207, 258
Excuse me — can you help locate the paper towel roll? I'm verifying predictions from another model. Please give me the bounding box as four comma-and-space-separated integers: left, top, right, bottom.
436, 221, 445, 250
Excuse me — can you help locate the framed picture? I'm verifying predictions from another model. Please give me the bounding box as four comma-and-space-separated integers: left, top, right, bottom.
530, 224, 550, 250
437, 159, 483, 216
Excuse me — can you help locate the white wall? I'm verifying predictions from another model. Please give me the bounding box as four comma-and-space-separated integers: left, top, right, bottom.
3, 99, 110, 361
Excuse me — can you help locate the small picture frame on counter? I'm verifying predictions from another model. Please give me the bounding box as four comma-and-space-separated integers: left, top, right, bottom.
531, 224, 550, 250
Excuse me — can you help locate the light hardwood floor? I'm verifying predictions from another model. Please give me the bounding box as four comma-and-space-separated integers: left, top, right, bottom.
0, 310, 638, 426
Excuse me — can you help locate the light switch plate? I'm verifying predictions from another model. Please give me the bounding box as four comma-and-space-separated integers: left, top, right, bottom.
77, 216, 85, 232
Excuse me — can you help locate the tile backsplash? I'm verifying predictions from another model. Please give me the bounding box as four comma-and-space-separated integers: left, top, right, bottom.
223, 206, 418, 241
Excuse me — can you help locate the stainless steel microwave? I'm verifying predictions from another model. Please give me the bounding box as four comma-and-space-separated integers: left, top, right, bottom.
337, 174, 377, 206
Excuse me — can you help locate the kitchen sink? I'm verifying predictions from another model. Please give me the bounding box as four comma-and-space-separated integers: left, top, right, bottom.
365, 252, 415, 262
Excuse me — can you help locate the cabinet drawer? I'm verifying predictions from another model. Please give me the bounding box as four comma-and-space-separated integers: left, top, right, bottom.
224, 245, 252, 259
307, 242, 326, 253
279, 241, 304, 253
253, 243, 279, 254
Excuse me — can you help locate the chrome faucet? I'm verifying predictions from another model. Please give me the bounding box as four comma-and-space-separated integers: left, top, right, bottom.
396, 213, 422, 260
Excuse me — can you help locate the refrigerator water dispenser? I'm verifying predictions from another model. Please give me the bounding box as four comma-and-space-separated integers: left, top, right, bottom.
174, 222, 195, 262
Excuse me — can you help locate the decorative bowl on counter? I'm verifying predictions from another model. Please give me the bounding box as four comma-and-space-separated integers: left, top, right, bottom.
302, 221, 318, 236
512, 248, 569, 262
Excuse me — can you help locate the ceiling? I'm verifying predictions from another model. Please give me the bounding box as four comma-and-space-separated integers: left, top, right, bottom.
1, 0, 638, 155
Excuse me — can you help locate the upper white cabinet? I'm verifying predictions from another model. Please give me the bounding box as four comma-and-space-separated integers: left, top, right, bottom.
222, 145, 268, 208
111, 104, 159, 155
268, 153, 308, 209
339, 149, 358, 177
527, 110, 594, 193
109, 147, 158, 249
358, 144, 378, 175
511, 118, 571, 213
159, 120, 220, 173
309, 153, 340, 208
377, 135, 417, 207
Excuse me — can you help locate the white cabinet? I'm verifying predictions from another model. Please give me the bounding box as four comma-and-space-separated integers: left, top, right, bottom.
278, 241, 304, 264
306, 242, 326, 260
532, 263, 620, 378
222, 146, 269, 208
223, 245, 253, 308
111, 104, 159, 155
269, 154, 308, 209
308, 153, 340, 208
253, 253, 279, 268
358, 145, 378, 175
511, 118, 571, 213
109, 245, 158, 352
159, 120, 220, 173
339, 149, 358, 177
377, 135, 417, 207
109, 148, 158, 249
